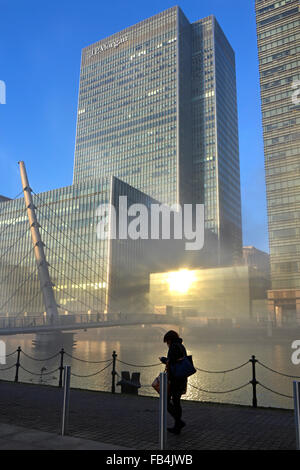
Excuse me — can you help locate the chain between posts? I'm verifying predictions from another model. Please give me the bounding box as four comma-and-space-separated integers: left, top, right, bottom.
0, 348, 297, 406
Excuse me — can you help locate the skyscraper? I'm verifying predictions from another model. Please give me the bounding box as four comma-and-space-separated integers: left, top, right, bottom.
255, 0, 300, 323
0, 7, 243, 319
74, 6, 242, 265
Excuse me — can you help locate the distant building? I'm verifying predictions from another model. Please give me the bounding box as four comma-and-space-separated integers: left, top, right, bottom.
0, 195, 11, 202
149, 266, 268, 320
255, 0, 300, 325
243, 246, 270, 274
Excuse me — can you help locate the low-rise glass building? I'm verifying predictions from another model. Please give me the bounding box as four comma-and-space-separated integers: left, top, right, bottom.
0, 177, 157, 316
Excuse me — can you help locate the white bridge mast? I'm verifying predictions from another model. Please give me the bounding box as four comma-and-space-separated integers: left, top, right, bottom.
19, 161, 58, 320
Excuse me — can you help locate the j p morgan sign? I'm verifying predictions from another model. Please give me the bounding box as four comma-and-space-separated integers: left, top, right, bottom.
89, 36, 128, 57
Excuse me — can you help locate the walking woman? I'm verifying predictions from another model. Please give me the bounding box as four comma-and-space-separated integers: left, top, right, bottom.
159, 330, 187, 435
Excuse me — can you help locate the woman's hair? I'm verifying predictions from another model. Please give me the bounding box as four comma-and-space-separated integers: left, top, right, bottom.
163, 330, 179, 343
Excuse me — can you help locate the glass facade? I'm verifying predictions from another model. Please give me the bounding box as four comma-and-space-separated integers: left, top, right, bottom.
149, 266, 267, 319
0, 179, 110, 315
73, 7, 242, 264
192, 16, 242, 264
256, 0, 300, 290
74, 7, 179, 206
0, 177, 156, 315
0, 7, 244, 319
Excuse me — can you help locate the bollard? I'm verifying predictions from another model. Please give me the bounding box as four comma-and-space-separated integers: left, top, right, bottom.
117, 371, 141, 395
14, 346, 21, 383
250, 355, 258, 408
294, 381, 300, 450
111, 350, 117, 394
58, 348, 65, 388
61, 365, 71, 436
159, 372, 167, 450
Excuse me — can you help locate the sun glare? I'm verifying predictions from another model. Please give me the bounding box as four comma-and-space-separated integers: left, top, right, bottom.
167, 269, 196, 294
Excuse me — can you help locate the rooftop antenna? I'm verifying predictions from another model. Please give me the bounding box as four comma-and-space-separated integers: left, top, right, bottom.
18, 161, 58, 321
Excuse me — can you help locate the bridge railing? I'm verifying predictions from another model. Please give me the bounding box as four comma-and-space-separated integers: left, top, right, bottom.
1, 347, 299, 407
0, 315, 78, 329
0, 312, 178, 330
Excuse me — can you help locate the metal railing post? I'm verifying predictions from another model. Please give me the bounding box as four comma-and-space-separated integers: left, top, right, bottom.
250, 355, 258, 408
294, 381, 300, 450
14, 346, 21, 383
61, 365, 71, 436
159, 371, 167, 450
58, 348, 65, 388
111, 350, 117, 394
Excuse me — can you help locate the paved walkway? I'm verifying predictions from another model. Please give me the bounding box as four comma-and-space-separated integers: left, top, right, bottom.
0, 381, 296, 450
0, 423, 130, 450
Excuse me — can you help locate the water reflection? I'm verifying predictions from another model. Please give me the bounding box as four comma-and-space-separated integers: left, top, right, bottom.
1, 326, 299, 410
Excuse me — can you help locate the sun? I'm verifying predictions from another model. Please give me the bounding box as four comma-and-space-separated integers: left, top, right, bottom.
167, 269, 196, 294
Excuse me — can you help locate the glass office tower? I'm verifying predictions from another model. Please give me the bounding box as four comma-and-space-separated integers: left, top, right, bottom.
255, 0, 300, 323
74, 7, 182, 206
74, 6, 242, 265
192, 16, 242, 264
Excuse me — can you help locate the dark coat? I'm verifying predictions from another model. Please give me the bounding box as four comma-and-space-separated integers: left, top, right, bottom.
166, 338, 188, 394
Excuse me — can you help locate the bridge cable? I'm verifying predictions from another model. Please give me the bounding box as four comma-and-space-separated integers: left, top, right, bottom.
39, 223, 108, 298
38, 222, 125, 308
34, 201, 108, 283
49, 269, 99, 313
0, 190, 26, 218
39, 239, 107, 307
0, 226, 30, 262
0, 247, 34, 285
0, 268, 37, 313
0, 207, 27, 238
33, 191, 115, 279
50, 264, 102, 312
14, 290, 42, 318
33, 192, 158, 313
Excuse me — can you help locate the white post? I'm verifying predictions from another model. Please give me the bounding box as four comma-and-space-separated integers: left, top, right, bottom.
61, 366, 71, 436
159, 371, 167, 450
294, 381, 300, 450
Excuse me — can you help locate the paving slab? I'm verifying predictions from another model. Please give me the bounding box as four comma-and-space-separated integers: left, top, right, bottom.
0, 423, 130, 450
0, 380, 296, 450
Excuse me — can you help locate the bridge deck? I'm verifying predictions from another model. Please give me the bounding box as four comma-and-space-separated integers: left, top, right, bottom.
0, 314, 179, 335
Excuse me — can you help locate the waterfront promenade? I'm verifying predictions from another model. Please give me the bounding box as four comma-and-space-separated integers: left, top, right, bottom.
0, 423, 130, 450
0, 381, 296, 450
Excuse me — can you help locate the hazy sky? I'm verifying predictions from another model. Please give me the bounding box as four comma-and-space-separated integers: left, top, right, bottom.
0, 0, 269, 252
